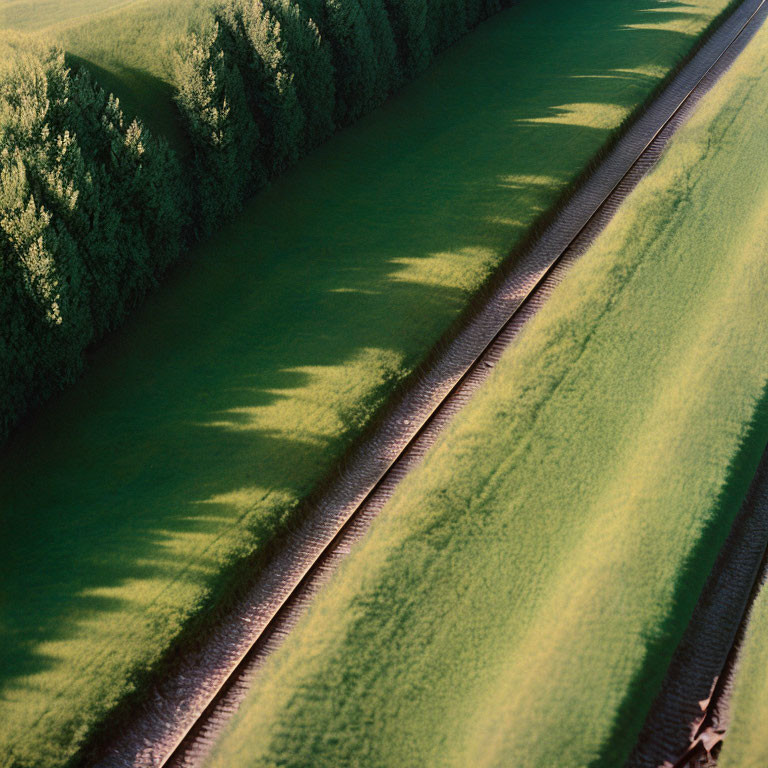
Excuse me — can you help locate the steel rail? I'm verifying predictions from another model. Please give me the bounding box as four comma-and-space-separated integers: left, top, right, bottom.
94, 2, 768, 765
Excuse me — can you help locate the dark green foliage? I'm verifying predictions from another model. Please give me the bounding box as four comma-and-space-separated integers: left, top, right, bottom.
320, 0, 380, 123
0, 51, 93, 435
0, 149, 85, 438
357, 0, 400, 96
62, 70, 188, 311
264, 0, 335, 149
382, 0, 430, 76
425, 0, 467, 53
217, 0, 306, 174
0, 47, 185, 441
174, 21, 261, 234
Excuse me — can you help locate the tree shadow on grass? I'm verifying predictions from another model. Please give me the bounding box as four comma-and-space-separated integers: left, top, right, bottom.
0, 0, 727, 762
64, 55, 190, 154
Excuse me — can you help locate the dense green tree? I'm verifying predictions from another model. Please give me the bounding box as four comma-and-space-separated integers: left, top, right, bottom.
175, 21, 261, 234
0, 141, 88, 434
174, 0, 512, 192
0, 47, 185, 440
358, 0, 400, 97
0, 51, 92, 356
321, 0, 379, 123
218, 0, 306, 174
67, 74, 187, 313
3, 52, 185, 331
426, 0, 467, 53
264, 0, 335, 148
382, 0, 430, 77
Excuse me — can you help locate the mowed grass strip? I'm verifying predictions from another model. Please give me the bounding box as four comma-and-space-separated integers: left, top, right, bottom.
0, 0, 138, 31
203, 18, 768, 768
0, 2, 734, 766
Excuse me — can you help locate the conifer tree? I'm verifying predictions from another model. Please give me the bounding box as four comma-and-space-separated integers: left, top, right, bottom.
0, 46, 186, 440
357, 0, 400, 97
426, 0, 467, 53
321, 0, 379, 124
382, 0, 430, 77
175, 21, 261, 234
263, 0, 335, 149
218, 0, 306, 175
114, 119, 188, 280
0, 50, 92, 352
68, 73, 187, 312
0, 141, 88, 431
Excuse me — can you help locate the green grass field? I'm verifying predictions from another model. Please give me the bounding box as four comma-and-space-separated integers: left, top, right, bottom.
204, 18, 768, 768
0, 1, 736, 765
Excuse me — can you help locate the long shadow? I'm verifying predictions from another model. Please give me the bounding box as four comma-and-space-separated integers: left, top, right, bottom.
0, 0, 729, 763
64, 55, 190, 154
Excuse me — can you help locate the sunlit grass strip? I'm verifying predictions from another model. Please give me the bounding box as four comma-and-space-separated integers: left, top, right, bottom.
204, 18, 768, 768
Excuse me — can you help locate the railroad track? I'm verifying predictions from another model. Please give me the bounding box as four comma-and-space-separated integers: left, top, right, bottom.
94, 1, 768, 765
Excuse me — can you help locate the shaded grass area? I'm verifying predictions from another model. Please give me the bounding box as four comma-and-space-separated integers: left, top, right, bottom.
0, 1, 736, 766
204, 19, 768, 768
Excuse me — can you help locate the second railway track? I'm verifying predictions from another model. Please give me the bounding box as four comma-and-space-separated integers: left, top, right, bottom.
93, 1, 768, 765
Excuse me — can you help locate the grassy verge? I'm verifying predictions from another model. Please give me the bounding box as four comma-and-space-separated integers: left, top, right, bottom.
0, 1, 736, 766
204, 17, 768, 768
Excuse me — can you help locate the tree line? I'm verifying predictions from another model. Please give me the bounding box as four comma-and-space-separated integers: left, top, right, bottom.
0, 47, 186, 440
1, 0, 509, 441
175, 0, 505, 231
